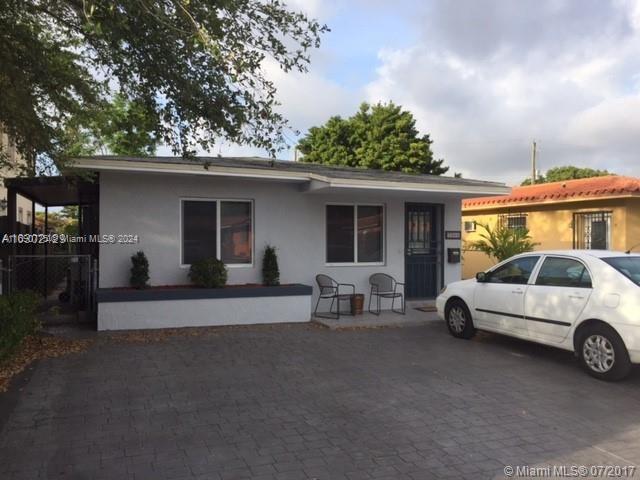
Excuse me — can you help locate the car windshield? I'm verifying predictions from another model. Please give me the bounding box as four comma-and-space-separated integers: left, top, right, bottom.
602, 257, 640, 286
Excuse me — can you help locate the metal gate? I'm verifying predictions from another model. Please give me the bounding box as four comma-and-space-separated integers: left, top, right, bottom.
405, 203, 443, 299
5, 255, 98, 321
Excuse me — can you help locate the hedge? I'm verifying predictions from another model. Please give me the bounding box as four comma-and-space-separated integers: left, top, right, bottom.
0, 291, 40, 363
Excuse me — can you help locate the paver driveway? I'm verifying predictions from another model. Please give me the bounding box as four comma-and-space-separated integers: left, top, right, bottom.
1, 320, 640, 480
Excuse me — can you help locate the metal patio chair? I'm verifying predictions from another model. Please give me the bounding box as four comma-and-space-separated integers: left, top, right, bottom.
314, 274, 355, 320
368, 273, 405, 315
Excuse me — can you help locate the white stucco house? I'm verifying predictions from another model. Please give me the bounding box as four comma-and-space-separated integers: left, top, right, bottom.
67, 156, 508, 330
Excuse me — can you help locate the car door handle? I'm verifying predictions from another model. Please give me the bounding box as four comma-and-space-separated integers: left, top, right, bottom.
569, 295, 585, 300
511, 290, 524, 294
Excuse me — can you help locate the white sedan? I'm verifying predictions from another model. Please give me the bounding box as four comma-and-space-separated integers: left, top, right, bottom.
436, 250, 640, 381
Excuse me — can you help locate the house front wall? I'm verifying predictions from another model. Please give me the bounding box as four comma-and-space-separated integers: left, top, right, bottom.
461, 197, 638, 278
99, 171, 463, 308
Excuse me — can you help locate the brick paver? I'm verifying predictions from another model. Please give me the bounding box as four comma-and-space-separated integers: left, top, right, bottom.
1, 321, 640, 479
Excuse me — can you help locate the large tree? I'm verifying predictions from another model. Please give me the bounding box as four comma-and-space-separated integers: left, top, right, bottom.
0, 0, 328, 175
64, 94, 158, 157
297, 102, 448, 175
521, 166, 611, 186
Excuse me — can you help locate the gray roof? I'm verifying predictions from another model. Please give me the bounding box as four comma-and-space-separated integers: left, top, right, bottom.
75, 155, 505, 188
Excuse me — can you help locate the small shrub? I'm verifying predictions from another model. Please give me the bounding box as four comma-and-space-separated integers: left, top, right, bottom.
0, 291, 40, 363
189, 258, 228, 288
262, 245, 280, 286
130, 251, 150, 289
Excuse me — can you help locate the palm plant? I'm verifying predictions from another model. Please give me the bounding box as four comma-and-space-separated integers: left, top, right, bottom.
466, 222, 538, 262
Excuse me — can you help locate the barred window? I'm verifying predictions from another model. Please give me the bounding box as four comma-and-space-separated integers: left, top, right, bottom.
573, 212, 611, 250
499, 213, 527, 230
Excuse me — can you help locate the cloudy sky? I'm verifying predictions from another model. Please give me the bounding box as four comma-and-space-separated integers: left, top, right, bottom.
204, 0, 640, 185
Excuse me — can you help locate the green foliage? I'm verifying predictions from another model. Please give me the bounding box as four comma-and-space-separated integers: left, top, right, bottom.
466, 222, 539, 262
35, 211, 78, 237
130, 251, 150, 289
189, 257, 228, 288
0, 1, 328, 174
297, 102, 448, 175
521, 166, 611, 185
262, 245, 280, 286
0, 291, 40, 363
64, 95, 157, 157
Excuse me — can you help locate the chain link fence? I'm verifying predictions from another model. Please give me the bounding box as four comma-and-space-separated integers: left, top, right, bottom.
4, 255, 97, 319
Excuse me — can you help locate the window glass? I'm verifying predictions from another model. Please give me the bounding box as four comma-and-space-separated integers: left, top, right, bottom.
327, 205, 354, 263
487, 256, 540, 284
221, 202, 252, 264
536, 257, 592, 288
182, 201, 217, 265
603, 257, 640, 286
357, 206, 383, 263
573, 212, 611, 249
500, 214, 527, 230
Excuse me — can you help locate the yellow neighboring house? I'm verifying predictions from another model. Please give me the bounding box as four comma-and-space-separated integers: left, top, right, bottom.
461, 175, 640, 279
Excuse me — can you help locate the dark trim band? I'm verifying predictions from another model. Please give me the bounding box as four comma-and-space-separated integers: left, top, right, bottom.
525, 316, 571, 327
475, 308, 571, 327
475, 308, 522, 319
97, 284, 313, 303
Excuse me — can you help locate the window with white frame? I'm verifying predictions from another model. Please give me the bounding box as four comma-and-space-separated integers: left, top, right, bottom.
464, 220, 476, 232
326, 204, 384, 264
181, 199, 252, 266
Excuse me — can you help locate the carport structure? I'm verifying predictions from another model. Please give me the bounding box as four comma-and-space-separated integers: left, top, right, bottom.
2, 175, 100, 322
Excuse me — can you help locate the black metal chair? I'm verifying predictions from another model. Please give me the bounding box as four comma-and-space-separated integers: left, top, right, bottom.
368, 273, 405, 315
314, 274, 355, 319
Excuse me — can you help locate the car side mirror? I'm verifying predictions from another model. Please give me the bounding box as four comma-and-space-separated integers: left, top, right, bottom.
476, 272, 488, 283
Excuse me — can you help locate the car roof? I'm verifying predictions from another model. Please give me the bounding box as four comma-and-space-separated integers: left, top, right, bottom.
516, 250, 640, 259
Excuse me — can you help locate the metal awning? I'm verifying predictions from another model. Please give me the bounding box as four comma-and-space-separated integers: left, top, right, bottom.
4, 176, 99, 207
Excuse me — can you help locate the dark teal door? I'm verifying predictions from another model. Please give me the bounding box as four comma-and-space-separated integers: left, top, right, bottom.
405, 203, 442, 299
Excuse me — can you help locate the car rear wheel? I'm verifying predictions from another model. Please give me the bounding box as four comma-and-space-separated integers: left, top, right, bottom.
445, 299, 476, 339
578, 324, 631, 381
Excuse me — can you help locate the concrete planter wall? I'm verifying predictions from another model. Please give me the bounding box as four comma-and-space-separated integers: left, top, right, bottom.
96, 284, 312, 331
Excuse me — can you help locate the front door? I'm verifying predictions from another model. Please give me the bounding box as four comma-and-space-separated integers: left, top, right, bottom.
405, 203, 441, 298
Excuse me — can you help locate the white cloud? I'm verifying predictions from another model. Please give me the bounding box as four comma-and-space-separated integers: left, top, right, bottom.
363, 0, 640, 184
165, 0, 640, 182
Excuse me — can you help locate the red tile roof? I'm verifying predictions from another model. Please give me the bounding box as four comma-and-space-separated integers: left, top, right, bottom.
463, 175, 640, 209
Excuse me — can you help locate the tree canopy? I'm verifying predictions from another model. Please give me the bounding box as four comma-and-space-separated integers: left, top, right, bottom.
0, 0, 328, 174
64, 94, 158, 157
521, 166, 611, 185
297, 102, 448, 175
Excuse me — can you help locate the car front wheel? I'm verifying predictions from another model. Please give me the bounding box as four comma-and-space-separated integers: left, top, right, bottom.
578, 324, 631, 381
445, 299, 476, 339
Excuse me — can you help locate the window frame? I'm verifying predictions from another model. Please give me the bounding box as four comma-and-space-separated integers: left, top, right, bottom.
499, 213, 528, 231
463, 220, 476, 232
573, 211, 612, 250
532, 255, 593, 289
485, 255, 542, 285
325, 203, 385, 267
179, 197, 254, 268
